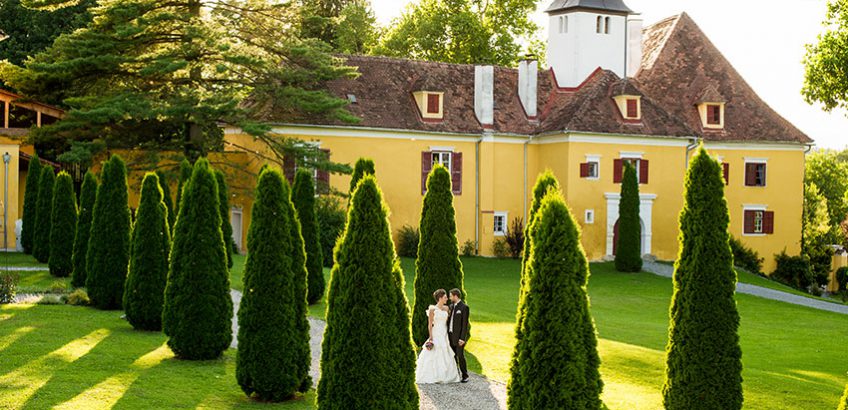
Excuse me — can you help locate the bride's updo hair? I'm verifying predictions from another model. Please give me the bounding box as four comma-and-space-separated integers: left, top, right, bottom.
433, 289, 447, 302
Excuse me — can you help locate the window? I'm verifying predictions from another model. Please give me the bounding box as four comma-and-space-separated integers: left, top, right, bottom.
604, 17, 610, 34
597, 16, 603, 33
580, 161, 599, 179
744, 209, 774, 235
626, 99, 638, 118
432, 151, 451, 172
585, 209, 595, 224
744, 162, 766, 187
414, 91, 444, 119
427, 93, 440, 114
494, 212, 507, 236
706, 104, 721, 125
563, 16, 568, 33
722, 162, 729, 185
421, 150, 462, 195
613, 157, 649, 184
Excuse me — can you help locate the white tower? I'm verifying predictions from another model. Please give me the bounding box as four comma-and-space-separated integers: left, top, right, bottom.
545, 0, 635, 88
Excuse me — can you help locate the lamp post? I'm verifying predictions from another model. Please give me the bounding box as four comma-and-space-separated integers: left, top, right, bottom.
3, 152, 10, 259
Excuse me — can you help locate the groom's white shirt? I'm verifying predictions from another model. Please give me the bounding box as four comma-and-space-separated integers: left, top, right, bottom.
449, 300, 461, 332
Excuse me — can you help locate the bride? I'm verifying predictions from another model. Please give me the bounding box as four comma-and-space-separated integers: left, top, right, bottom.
415, 289, 461, 384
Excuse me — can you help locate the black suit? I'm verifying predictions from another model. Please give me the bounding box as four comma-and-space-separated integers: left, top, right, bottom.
448, 300, 469, 379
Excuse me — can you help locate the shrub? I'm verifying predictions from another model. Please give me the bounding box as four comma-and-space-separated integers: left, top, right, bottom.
86, 155, 132, 310
72, 171, 97, 288
214, 169, 235, 269
66, 288, 90, 306
0, 273, 18, 304
292, 169, 324, 305
317, 176, 418, 409
663, 147, 742, 410
123, 173, 171, 331
504, 217, 524, 259
507, 190, 602, 409
37, 294, 64, 305
236, 168, 311, 401
837, 267, 848, 300
21, 154, 42, 254
492, 237, 510, 258
412, 165, 464, 346
728, 236, 763, 275
771, 251, 814, 291
49, 172, 77, 278
49, 280, 69, 294
316, 195, 346, 268
163, 158, 233, 360
156, 170, 176, 232
615, 162, 642, 272
348, 157, 375, 195
396, 225, 419, 258
33, 167, 55, 263
461, 240, 475, 256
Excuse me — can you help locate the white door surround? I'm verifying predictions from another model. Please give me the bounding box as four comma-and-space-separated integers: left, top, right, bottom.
230, 207, 243, 251
605, 192, 656, 256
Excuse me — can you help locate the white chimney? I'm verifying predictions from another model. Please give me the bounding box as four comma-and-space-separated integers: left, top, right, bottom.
626, 17, 643, 77
518, 59, 538, 118
474, 65, 494, 127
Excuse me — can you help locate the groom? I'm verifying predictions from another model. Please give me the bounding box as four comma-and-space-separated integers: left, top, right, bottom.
448, 288, 469, 383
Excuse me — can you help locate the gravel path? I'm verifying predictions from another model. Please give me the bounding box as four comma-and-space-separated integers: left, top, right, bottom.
3, 266, 49, 271
229, 289, 506, 409
641, 261, 848, 315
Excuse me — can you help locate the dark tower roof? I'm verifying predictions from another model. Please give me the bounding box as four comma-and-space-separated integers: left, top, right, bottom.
546, 0, 633, 15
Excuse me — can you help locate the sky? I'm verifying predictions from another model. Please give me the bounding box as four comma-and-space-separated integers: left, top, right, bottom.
370, 0, 847, 149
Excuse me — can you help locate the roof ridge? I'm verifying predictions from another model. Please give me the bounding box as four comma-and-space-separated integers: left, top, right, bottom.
340, 53, 513, 72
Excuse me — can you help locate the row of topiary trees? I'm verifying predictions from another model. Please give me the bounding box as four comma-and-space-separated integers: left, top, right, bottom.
506, 146, 743, 409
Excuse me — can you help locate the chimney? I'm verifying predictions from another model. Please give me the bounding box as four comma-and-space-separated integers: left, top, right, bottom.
474, 65, 494, 127
518, 58, 538, 118
626, 17, 643, 77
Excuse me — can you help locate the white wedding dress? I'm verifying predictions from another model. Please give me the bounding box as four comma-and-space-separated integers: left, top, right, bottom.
415, 306, 461, 384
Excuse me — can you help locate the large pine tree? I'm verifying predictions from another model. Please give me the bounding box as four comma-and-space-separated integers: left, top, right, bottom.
507, 190, 603, 409
163, 158, 233, 360
318, 175, 417, 409
32, 167, 55, 263
124, 173, 171, 331
615, 162, 642, 272
214, 169, 235, 268
292, 169, 324, 305
48, 171, 77, 277
156, 170, 176, 232
85, 155, 131, 310
21, 154, 42, 254
662, 147, 743, 410
237, 168, 311, 401
71, 170, 97, 287
412, 164, 464, 346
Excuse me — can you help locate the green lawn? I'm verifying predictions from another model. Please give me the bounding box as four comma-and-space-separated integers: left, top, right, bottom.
0, 253, 67, 294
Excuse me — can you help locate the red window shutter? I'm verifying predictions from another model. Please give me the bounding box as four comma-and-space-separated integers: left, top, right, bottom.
743, 210, 755, 234
626, 99, 638, 118
722, 162, 729, 185
613, 159, 623, 183
451, 152, 462, 195
421, 151, 432, 195
316, 149, 330, 194
760, 164, 767, 186
580, 162, 590, 178
744, 163, 756, 186
427, 94, 440, 114
763, 211, 775, 234
639, 159, 649, 184
283, 155, 296, 183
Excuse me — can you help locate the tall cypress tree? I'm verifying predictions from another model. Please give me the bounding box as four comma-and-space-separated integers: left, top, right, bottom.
348, 157, 375, 195
21, 154, 42, 254
412, 165, 464, 346
214, 169, 235, 268
292, 169, 324, 305
32, 167, 55, 263
86, 155, 131, 310
124, 173, 171, 331
507, 190, 602, 410
71, 171, 97, 288
156, 170, 176, 232
615, 162, 642, 272
318, 176, 417, 409
48, 172, 77, 277
237, 168, 311, 401
175, 159, 192, 221
163, 158, 233, 360
663, 147, 743, 410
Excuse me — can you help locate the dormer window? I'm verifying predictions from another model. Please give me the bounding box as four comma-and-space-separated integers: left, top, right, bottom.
613, 95, 641, 121
413, 91, 444, 120
698, 102, 725, 129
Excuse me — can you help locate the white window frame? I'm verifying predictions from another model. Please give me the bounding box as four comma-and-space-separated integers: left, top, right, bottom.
742, 205, 767, 237
744, 158, 768, 187
431, 151, 452, 173
585, 154, 601, 180
493, 212, 507, 237
585, 209, 595, 224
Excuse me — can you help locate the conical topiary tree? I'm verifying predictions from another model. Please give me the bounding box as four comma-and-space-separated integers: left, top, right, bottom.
156, 170, 176, 232
163, 158, 233, 360
174, 158, 192, 222
33, 167, 55, 263
348, 157, 375, 195
237, 168, 311, 401
615, 162, 642, 272
412, 164, 464, 346
317, 175, 417, 410
72, 171, 98, 288
662, 146, 743, 410
21, 154, 42, 254
48, 172, 77, 277
86, 155, 132, 310
123, 173, 171, 331
214, 169, 235, 268
292, 169, 324, 305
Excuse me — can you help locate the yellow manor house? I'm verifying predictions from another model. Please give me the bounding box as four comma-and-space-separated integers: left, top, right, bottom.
0, 1, 812, 272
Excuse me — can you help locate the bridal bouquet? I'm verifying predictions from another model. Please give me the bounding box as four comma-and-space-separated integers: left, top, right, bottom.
424, 341, 434, 350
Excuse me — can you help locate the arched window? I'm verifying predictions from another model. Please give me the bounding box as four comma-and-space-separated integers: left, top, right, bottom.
564, 16, 569, 33
605, 17, 611, 34
558, 16, 564, 33
596, 16, 603, 33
